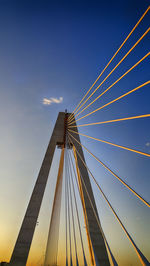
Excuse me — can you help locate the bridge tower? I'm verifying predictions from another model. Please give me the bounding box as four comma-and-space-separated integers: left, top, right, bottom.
9, 112, 109, 266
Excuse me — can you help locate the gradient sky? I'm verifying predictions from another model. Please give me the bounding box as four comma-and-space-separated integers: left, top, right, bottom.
0, 0, 150, 265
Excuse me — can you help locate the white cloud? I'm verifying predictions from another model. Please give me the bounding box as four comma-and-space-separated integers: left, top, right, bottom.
43, 97, 63, 105
145, 142, 150, 147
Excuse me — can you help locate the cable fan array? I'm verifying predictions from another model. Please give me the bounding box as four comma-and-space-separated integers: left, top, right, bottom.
44, 7, 150, 266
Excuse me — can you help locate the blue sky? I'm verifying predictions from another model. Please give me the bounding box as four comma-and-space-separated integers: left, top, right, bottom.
0, 0, 149, 265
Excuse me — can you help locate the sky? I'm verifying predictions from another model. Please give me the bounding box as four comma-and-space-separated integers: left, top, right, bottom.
0, 0, 150, 265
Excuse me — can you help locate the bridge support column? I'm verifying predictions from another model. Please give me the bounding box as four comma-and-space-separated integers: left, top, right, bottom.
9, 112, 66, 266
70, 116, 110, 266
9, 112, 110, 266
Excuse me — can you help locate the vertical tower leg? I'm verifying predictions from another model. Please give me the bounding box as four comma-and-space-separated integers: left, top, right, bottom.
10, 112, 66, 266
69, 117, 110, 266
44, 148, 64, 266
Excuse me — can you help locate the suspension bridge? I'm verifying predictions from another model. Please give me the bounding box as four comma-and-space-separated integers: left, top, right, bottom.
4, 6, 150, 266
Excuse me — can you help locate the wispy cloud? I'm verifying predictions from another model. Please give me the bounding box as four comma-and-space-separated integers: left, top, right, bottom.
43, 97, 63, 105
145, 142, 150, 147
